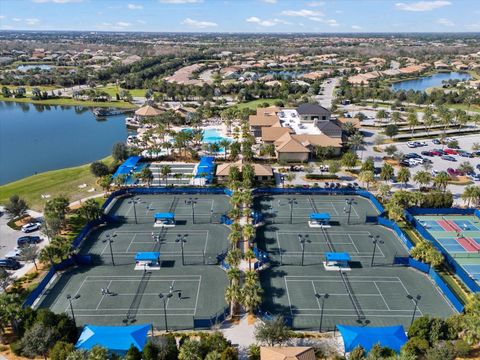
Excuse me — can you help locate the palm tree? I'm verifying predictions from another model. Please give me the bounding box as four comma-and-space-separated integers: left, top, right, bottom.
461, 186, 480, 208
243, 224, 256, 247
160, 165, 171, 186
244, 249, 255, 271
376, 109, 388, 124
433, 172, 450, 193
422, 112, 434, 134
391, 111, 401, 125
397, 167, 411, 189
219, 139, 230, 159
347, 133, 364, 158
407, 111, 418, 136
358, 170, 375, 190
225, 249, 242, 268
413, 170, 432, 189
225, 283, 241, 318
240, 281, 263, 314
228, 230, 242, 249
380, 163, 394, 183
376, 183, 391, 199
244, 270, 258, 285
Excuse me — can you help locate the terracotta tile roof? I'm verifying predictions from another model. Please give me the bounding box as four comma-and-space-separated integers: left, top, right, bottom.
275, 134, 309, 153
249, 115, 280, 127
216, 160, 273, 177
260, 347, 316, 360
261, 126, 293, 142
292, 134, 343, 147
337, 117, 360, 129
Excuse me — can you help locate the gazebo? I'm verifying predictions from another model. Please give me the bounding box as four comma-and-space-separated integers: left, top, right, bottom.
135, 105, 164, 117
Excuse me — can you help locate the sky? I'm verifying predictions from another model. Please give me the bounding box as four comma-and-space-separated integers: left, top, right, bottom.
0, 0, 479, 33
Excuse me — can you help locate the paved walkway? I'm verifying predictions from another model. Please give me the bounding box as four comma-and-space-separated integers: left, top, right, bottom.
220, 315, 256, 360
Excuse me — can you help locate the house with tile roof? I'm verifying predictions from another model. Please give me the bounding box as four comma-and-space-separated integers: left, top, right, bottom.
260, 347, 316, 360
215, 159, 274, 183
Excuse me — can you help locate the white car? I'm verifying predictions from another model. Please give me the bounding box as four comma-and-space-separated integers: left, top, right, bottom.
408, 158, 423, 166
417, 141, 427, 147
21, 222, 41, 233
407, 142, 419, 148
445, 137, 455, 143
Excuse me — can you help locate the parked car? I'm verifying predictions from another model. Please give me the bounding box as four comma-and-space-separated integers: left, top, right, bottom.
409, 158, 423, 165
472, 151, 480, 157
467, 173, 480, 181
401, 160, 412, 167
0, 258, 21, 270
417, 141, 427, 147
459, 152, 473, 158
407, 141, 419, 148
441, 155, 456, 161
374, 167, 382, 175
421, 151, 434, 157
444, 149, 458, 155
447, 168, 456, 176
432, 139, 441, 145
430, 149, 443, 156
4, 248, 21, 260
17, 236, 41, 246
444, 137, 456, 143
21, 222, 41, 233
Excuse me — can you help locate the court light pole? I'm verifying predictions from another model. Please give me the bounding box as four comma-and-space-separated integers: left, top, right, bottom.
176, 234, 187, 266
128, 197, 141, 224
185, 198, 197, 224
298, 234, 309, 266
407, 294, 421, 327
103, 234, 115, 266
66, 294, 80, 327
315, 293, 329, 332
287, 198, 297, 225
345, 198, 355, 225
369, 235, 384, 267
159, 290, 174, 332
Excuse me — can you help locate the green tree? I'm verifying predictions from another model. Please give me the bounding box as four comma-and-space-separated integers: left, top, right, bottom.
112, 142, 128, 162
385, 124, 399, 139
0, 269, 13, 292
139, 167, 154, 187
98, 175, 112, 195
87, 345, 109, 360
78, 199, 103, 222
19, 244, 40, 271
349, 345, 366, 360
358, 170, 375, 190
247, 344, 260, 360
341, 152, 357, 170
407, 110, 419, 136
397, 167, 411, 189
384, 145, 398, 157
50, 341, 75, 360
433, 172, 449, 193
413, 170, 432, 188
254, 316, 291, 346
401, 337, 430, 357
90, 162, 110, 177
20, 323, 56, 360
142, 341, 159, 360
160, 165, 172, 186
380, 163, 394, 183
125, 345, 142, 360
4, 195, 28, 220
178, 339, 202, 360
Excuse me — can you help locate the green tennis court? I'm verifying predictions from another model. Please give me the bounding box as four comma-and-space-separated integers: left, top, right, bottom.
256, 194, 457, 330
36, 194, 231, 330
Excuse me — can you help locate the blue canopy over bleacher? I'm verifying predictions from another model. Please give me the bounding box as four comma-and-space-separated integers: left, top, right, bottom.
310, 213, 331, 221
337, 325, 407, 353
76, 324, 151, 355
326, 252, 351, 262
112, 156, 142, 178
154, 212, 174, 220
135, 252, 160, 261
195, 156, 215, 183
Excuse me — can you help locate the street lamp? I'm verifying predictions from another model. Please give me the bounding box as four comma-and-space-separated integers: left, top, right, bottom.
176, 234, 187, 266
66, 294, 80, 327
407, 294, 421, 327
344, 198, 355, 225
287, 198, 297, 224
298, 234, 309, 266
103, 233, 115, 266
185, 198, 197, 224
315, 293, 329, 332
369, 235, 384, 267
127, 197, 141, 224
159, 290, 174, 332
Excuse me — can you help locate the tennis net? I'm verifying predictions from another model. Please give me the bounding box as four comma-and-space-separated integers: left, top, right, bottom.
340, 271, 365, 320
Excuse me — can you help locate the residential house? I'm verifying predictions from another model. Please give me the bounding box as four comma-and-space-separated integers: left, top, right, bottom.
260, 347, 316, 360
215, 160, 274, 183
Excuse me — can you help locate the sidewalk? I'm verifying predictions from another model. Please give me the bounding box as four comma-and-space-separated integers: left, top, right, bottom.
220, 315, 256, 360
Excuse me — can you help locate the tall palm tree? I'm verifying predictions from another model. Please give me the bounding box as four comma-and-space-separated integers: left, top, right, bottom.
244, 249, 255, 271
433, 172, 449, 193
461, 186, 480, 208
160, 165, 171, 186
219, 139, 231, 159
225, 249, 242, 268
407, 111, 418, 136
422, 112, 434, 134
242, 224, 256, 246
225, 283, 241, 318
228, 231, 242, 249
413, 170, 432, 189
240, 281, 263, 314
347, 133, 364, 159
391, 111, 401, 125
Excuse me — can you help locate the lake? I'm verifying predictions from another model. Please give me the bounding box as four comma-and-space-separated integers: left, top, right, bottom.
391, 72, 472, 92
0, 101, 128, 185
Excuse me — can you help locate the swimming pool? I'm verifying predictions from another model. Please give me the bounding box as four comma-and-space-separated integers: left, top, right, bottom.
182, 128, 231, 153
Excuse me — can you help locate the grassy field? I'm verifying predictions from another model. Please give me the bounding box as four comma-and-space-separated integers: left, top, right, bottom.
3, 85, 59, 92
0, 157, 114, 212
95, 85, 148, 98
0, 95, 137, 109
234, 98, 281, 110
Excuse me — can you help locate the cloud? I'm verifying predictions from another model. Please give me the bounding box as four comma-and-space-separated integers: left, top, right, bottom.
261, 0, 277, 3
116, 22, 132, 27
308, 1, 325, 6
25, 18, 40, 25
395, 1, 451, 11
0, 15, 5, 19
351, 25, 362, 30
137, 20, 146, 24
246, 16, 289, 27
160, 0, 202, 3
437, 18, 454, 26
465, 23, 480, 29
281, 9, 323, 17
32, 0, 83, 3
128, 3, 143, 9
12, 18, 22, 22
181, 18, 217, 28
309, 17, 339, 26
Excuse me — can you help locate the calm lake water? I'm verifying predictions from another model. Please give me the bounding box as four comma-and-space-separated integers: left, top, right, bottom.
0, 101, 128, 185
391, 72, 472, 92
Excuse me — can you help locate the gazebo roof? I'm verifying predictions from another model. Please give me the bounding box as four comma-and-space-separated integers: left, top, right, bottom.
135, 105, 163, 117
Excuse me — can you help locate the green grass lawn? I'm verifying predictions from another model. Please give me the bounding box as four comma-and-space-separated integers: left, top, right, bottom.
234, 98, 281, 110
4, 85, 59, 92
0, 95, 137, 109
96, 85, 148, 98
445, 103, 480, 113
0, 157, 113, 212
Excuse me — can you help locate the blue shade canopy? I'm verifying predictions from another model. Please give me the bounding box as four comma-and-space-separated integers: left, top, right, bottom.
336, 325, 407, 353
154, 212, 175, 219
76, 324, 151, 355
135, 252, 160, 261
326, 252, 351, 262
112, 156, 142, 178
310, 213, 331, 220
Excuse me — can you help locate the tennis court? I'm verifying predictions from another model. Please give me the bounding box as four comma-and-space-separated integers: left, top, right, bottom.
414, 214, 480, 287
255, 194, 377, 225
256, 194, 456, 329
149, 163, 196, 186
36, 194, 231, 329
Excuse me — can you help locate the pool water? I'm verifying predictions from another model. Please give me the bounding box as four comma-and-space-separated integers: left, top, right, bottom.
182, 128, 231, 153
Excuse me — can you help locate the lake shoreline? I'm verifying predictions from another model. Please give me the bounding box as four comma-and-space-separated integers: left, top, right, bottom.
0, 95, 137, 109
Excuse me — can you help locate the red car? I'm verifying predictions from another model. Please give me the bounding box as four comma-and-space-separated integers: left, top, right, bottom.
444, 149, 458, 155
430, 150, 443, 156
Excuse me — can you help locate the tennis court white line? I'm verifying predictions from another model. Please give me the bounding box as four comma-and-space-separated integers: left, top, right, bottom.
83, 275, 201, 279
277, 231, 372, 235
125, 234, 137, 252
165, 280, 175, 310
73, 313, 195, 317
194, 275, 202, 316
285, 275, 402, 280
95, 280, 112, 310
292, 308, 413, 312
373, 281, 391, 311
285, 277, 293, 316
286, 279, 402, 283
113, 230, 209, 234
292, 313, 419, 318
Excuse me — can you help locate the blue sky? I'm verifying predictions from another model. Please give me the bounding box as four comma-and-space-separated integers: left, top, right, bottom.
0, 0, 479, 33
